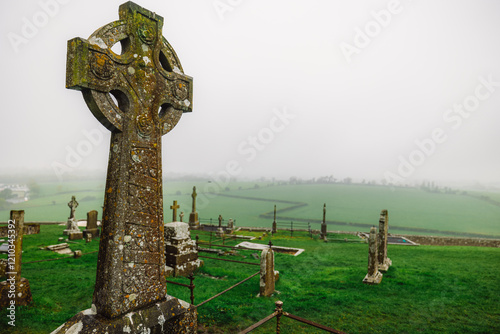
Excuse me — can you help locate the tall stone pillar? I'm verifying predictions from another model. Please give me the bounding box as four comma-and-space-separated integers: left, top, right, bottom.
377, 210, 392, 271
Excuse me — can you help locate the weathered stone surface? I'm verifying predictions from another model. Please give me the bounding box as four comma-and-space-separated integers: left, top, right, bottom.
83, 210, 100, 239
0, 258, 7, 278
164, 222, 202, 277
0, 211, 32, 308
363, 226, 383, 285
51, 296, 197, 334
259, 244, 278, 297
64, 217, 81, 236
64, 0, 193, 323
68, 231, 83, 240
377, 210, 392, 271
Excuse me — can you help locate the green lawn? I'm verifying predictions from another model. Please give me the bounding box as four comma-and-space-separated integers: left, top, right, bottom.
2, 227, 499, 333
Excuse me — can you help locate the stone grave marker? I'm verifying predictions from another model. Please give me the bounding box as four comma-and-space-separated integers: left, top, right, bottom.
362, 226, 383, 285
217, 214, 224, 237
53, 2, 196, 332
259, 242, 279, 297
227, 218, 235, 232
164, 222, 203, 277
0, 210, 33, 308
320, 203, 327, 241
64, 196, 82, 240
189, 186, 199, 229
171, 200, 180, 222
272, 205, 277, 234
377, 209, 392, 271
179, 211, 184, 222
83, 210, 100, 239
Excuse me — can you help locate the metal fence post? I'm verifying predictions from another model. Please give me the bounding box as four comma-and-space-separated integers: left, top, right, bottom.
188, 273, 195, 305
275, 300, 283, 333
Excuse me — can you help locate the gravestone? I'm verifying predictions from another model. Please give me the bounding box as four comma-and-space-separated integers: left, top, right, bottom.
188, 186, 199, 229
320, 203, 327, 241
0, 211, 33, 308
272, 205, 277, 234
64, 196, 82, 239
377, 209, 392, 271
227, 218, 235, 232
164, 222, 203, 277
53, 2, 196, 332
217, 214, 224, 237
179, 211, 184, 222
259, 242, 279, 297
83, 210, 100, 239
362, 226, 383, 285
171, 200, 180, 222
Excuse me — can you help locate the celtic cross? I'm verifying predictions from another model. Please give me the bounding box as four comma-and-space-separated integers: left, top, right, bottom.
66, 1, 193, 319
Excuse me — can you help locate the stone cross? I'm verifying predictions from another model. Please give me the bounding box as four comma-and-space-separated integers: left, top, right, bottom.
0, 210, 32, 307
179, 211, 184, 222
189, 186, 199, 229
171, 200, 180, 222
65, 1, 193, 319
377, 209, 392, 271
363, 226, 383, 285
68, 196, 79, 219
191, 186, 197, 212
218, 214, 223, 227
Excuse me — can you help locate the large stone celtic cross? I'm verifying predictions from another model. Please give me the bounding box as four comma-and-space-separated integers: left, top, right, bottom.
66, 1, 193, 319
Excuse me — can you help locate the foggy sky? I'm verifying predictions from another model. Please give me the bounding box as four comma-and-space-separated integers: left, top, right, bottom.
1, 0, 500, 186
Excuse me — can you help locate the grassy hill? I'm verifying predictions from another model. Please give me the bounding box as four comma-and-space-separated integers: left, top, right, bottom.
1, 180, 500, 238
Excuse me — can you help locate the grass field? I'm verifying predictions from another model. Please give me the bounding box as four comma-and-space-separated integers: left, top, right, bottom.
1, 180, 500, 238
1, 226, 499, 333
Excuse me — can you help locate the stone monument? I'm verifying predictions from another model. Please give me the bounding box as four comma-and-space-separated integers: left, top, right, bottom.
377, 209, 392, 271
64, 196, 83, 240
0, 210, 32, 308
259, 242, 279, 297
170, 200, 180, 222
179, 211, 184, 222
320, 203, 327, 241
272, 205, 277, 234
164, 222, 203, 277
227, 218, 235, 233
53, 2, 196, 332
188, 186, 199, 229
217, 214, 224, 237
362, 226, 383, 285
82, 210, 100, 239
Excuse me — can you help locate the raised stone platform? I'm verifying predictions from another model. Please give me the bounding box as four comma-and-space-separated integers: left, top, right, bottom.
51, 296, 197, 334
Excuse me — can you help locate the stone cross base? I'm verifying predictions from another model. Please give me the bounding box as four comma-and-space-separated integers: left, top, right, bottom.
188, 212, 199, 230
68, 231, 83, 240
51, 296, 197, 334
0, 277, 32, 308
362, 271, 383, 285
378, 258, 392, 272
82, 229, 100, 239
165, 222, 203, 277
320, 224, 327, 240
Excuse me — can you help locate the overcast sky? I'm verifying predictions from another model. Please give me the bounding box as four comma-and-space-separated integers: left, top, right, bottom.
1, 0, 499, 186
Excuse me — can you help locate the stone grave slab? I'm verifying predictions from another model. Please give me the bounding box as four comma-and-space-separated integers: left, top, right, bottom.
235, 242, 304, 256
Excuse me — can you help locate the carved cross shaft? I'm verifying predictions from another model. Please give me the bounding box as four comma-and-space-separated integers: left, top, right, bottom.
66, 1, 193, 319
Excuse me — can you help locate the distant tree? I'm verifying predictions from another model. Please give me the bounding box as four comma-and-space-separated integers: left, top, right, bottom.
0, 188, 13, 199
175, 190, 182, 195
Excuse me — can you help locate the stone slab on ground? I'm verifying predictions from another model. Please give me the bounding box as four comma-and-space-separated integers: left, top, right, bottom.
234, 242, 304, 256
